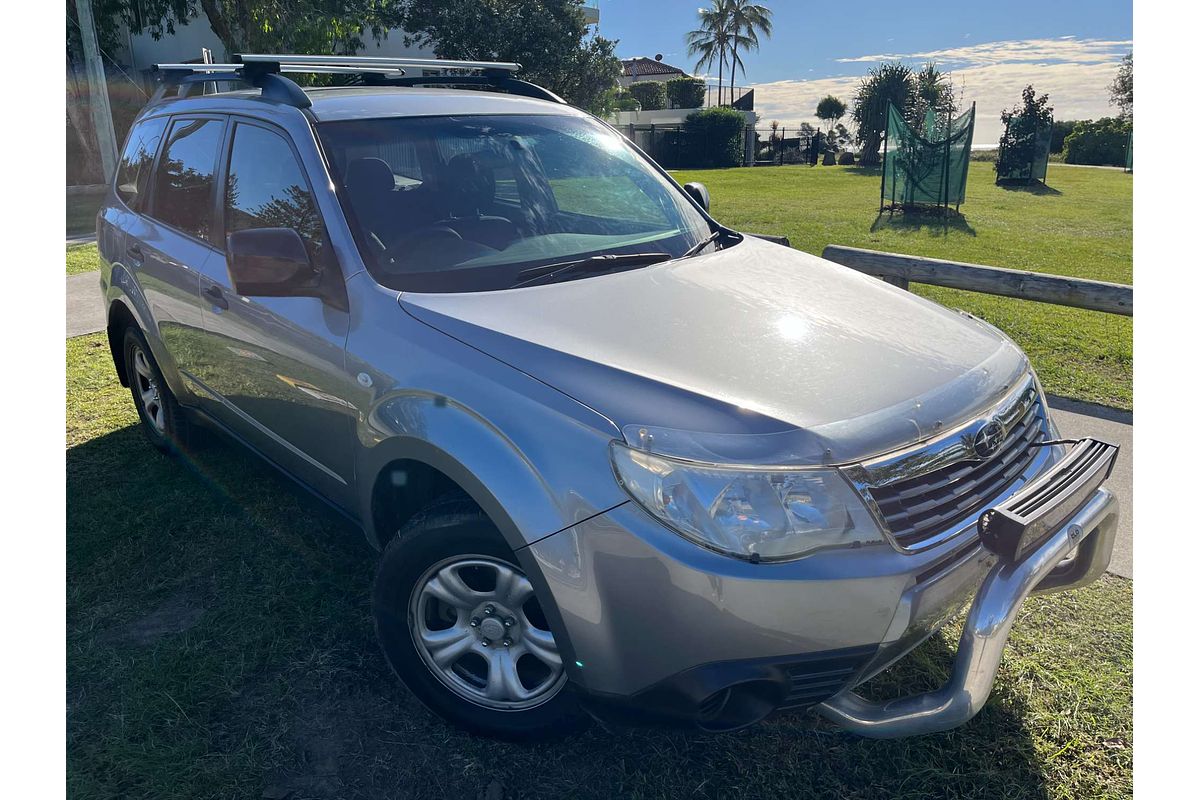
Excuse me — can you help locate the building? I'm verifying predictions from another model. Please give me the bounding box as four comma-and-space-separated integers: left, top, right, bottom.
618, 56, 688, 88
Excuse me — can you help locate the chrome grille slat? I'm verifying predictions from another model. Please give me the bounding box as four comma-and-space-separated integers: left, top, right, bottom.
865, 399, 1048, 550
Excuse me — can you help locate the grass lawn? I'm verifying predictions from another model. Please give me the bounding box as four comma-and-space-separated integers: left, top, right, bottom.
67, 333, 1131, 799
67, 243, 101, 276
670, 163, 1132, 409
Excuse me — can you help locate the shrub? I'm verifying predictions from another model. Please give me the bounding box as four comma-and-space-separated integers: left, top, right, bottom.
683, 107, 746, 168
612, 90, 641, 112
665, 76, 705, 109
837, 151, 855, 165
1063, 117, 1131, 166
627, 81, 667, 112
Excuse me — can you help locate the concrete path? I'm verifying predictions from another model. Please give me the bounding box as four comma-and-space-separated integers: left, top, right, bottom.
67, 271, 105, 338
65, 271, 1133, 577
67, 234, 98, 247
1047, 396, 1132, 579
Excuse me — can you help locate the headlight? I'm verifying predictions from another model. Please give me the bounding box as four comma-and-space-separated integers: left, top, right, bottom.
610, 442, 882, 562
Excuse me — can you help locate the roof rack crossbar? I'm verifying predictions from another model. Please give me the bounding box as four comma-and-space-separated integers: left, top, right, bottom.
151, 64, 313, 109
150, 54, 563, 109
237, 53, 522, 73
362, 73, 566, 104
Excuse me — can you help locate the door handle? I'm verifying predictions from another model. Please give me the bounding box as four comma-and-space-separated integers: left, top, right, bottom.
203, 284, 230, 310
126, 244, 143, 266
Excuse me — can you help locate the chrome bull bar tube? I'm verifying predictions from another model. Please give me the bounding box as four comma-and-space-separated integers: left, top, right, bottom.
818, 485, 1119, 738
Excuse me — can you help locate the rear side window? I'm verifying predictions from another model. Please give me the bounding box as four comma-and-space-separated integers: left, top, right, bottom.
223, 123, 326, 262
115, 116, 168, 210
151, 117, 224, 241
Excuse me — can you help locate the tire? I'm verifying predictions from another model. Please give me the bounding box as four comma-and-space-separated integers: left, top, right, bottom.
122, 325, 193, 455
373, 495, 587, 740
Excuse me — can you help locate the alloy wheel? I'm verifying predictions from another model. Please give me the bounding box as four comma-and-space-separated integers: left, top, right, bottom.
409, 555, 565, 711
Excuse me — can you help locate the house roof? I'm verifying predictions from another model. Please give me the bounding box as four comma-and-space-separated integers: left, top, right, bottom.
621, 57, 687, 78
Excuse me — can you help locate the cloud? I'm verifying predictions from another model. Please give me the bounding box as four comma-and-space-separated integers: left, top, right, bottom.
836, 36, 1131, 66
747, 37, 1128, 146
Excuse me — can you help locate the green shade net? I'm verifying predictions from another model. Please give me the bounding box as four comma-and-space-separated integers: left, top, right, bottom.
996, 114, 1051, 182
882, 101, 976, 209
1125, 128, 1133, 172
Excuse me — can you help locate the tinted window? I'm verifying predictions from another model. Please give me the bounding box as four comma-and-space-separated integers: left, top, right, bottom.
115, 116, 168, 209
152, 118, 224, 241
224, 124, 325, 262
318, 114, 712, 293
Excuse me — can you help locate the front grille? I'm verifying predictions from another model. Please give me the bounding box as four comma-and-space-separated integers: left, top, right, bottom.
778, 645, 877, 710
867, 399, 1047, 550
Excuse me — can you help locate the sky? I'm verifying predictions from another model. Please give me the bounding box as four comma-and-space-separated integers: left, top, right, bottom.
592, 0, 1132, 145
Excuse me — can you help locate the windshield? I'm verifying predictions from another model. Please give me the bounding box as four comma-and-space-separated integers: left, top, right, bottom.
317, 113, 713, 292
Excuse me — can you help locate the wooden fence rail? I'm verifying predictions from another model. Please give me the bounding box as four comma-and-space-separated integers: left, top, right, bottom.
820, 245, 1132, 316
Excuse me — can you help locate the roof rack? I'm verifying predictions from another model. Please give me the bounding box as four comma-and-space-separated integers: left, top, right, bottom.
149, 54, 565, 109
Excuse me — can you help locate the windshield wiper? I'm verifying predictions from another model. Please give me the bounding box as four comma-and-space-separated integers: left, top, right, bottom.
680, 228, 722, 259
510, 252, 673, 289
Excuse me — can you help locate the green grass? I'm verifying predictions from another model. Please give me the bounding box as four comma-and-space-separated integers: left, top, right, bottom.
67, 243, 101, 276
67, 333, 1131, 799
670, 163, 1132, 409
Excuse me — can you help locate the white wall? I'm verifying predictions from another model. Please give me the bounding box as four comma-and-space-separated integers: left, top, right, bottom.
117, 19, 434, 73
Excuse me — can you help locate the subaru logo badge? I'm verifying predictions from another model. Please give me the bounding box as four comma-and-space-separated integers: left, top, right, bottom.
973, 421, 1005, 459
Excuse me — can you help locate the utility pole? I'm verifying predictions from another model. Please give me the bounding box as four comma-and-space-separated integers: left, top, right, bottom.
74, 0, 119, 182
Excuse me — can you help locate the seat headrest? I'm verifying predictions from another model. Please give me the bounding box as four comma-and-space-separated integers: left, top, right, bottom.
345, 157, 395, 196
444, 153, 495, 216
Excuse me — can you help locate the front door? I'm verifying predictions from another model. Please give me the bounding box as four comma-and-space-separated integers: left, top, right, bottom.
191, 118, 357, 509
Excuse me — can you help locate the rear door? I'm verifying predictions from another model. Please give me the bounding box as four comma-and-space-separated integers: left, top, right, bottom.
191, 117, 357, 508
126, 114, 227, 386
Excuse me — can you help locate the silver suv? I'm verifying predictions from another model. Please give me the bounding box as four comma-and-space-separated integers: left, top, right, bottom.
98, 56, 1119, 740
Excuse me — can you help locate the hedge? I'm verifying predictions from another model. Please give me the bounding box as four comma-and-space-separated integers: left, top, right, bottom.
665, 76, 705, 109
627, 81, 667, 112
682, 107, 746, 168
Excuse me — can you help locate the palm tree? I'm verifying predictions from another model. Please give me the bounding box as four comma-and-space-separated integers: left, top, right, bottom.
851, 61, 916, 166
913, 62, 957, 132
686, 1, 733, 106
726, 1, 773, 105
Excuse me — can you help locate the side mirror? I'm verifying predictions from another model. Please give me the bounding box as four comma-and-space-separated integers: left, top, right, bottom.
226, 227, 315, 297
683, 181, 710, 213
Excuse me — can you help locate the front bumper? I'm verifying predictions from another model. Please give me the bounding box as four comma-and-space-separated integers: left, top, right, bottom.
523, 439, 1119, 735
818, 483, 1119, 737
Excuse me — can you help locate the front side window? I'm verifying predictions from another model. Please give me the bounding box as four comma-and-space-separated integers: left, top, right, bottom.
318, 114, 713, 292
151, 117, 224, 241
224, 123, 325, 263
115, 116, 168, 209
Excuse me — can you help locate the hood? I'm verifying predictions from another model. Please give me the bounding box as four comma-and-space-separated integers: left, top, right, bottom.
400, 237, 1029, 466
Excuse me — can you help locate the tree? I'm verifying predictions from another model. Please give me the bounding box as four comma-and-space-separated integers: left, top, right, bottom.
126, 2, 406, 56
852, 61, 915, 166
686, 1, 733, 106
1064, 117, 1131, 166
725, 1, 772, 103
815, 95, 846, 134
400, 1, 621, 114
1109, 53, 1132, 121
912, 62, 957, 127
995, 85, 1053, 182
1049, 120, 1078, 154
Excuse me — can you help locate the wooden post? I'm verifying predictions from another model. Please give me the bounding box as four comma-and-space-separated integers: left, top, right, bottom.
74, 0, 118, 182
821, 245, 1133, 316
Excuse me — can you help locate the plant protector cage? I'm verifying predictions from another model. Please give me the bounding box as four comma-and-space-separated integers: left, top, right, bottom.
880, 101, 976, 213
996, 114, 1052, 184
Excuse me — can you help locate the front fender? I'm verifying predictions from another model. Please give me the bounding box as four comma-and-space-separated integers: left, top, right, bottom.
357, 385, 625, 553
